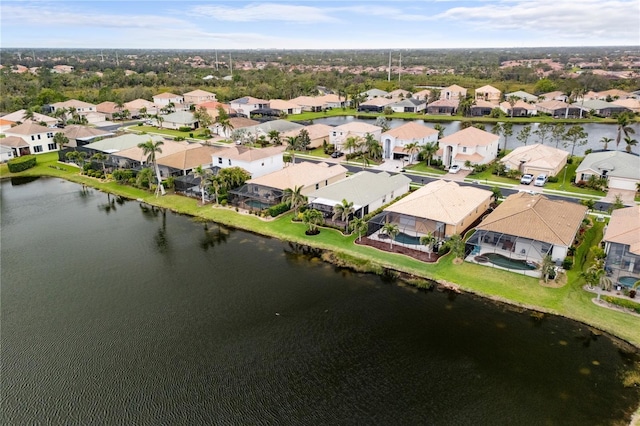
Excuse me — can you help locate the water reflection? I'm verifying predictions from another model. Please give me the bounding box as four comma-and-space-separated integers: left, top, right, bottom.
199, 222, 230, 251
97, 193, 123, 214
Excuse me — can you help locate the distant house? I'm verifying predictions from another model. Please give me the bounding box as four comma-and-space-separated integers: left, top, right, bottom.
381, 122, 438, 160
152, 93, 184, 108
470, 100, 496, 117
499, 100, 537, 117
195, 101, 233, 121
474, 85, 501, 103
505, 90, 538, 103
161, 111, 199, 130
602, 206, 640, 289
426, 99, 458, 115
183, 89, 217, 105
389, 98, 426, 113
612, 98, 640, 114
124, 98, 160, 117
289, 96, 326, 112
1, 110, 57, 127
3, 122, 60, 156
0, 144, 15, 162
440, 84, 467, 101
379, 180, 492, 243
536, 100, 581, 118
281, 124, 334, 149
468, 193, 587, 266
358, 97, 395, 113
62, 125, 114, 147
230, 97, 269, 117
229, 161, 348, 211
268, 99, 302, 115
575, 151, 640, 192
595, 89, 631, 101
318, 94, 348, 109
387, 89, 411, 100
0, 118, 16, 134
329, 122, 382, 152
412, 89, 433, 101
436, 126, 499, 169
50, 99, 97, 115
578, 100, 629, 117
157, 145, 220, 177
96, 101, 120, 120
211, 145, 286, 178
0, 136, 30, 158
360, 89, 389, 100
500, 144, 569, 177
307, 171, 411, 219
213, 117, 260, 139
539, 91, 568, 102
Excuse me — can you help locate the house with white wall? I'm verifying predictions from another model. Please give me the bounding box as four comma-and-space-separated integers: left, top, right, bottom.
381, 122, 438, 160
230, 97, 269, 117
440, 84, 467, 101
437, 126, 499, 169
183, 89, 217, 105
152, 93, 185, 108
475, 85, 501, 103
211, 145, 286, 178
329, 122, 382, 152
3, 122, 60, 155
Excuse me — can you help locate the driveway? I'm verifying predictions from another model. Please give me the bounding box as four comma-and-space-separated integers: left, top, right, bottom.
600, 189, 637, 206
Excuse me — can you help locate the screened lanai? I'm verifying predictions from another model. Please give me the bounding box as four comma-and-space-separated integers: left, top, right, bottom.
366, 211, 447, 252
465, 230, 552, 267
228, 183, 284, 212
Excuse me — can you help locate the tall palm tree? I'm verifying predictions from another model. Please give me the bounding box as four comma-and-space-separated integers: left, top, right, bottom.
286, 136, 299, 164
419, 232, 437, 260
507, 95, 519, 118
215, 106, 233, 137
434, 123, 445, 139
343, 135, 361, 155
615, 112, 635, 148
282, 185, 307, 215
302, 208, 324, 234
91, 152, 108, 175
420, 141, 438, 167
53, 132, 70, 151
349, 217, 368, 242
404, 142, 420, 164
193, 165, 210, 204
624, 135, 638, 153
381, 222, 399, 249
599, 136, 613, 151
137, 139, 166, 196
205, 174, 222, 204
23, 108, 36, 122
333, 199, 354, 232
156, 115, 164, 129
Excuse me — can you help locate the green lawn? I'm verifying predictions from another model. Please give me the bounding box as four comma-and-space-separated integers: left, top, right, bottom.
126, 125, 210, 140
3, 152, 639, 348
404, 162, 448, 175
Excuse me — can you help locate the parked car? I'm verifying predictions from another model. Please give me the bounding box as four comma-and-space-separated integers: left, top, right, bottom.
448, 164, 460, 174
331, 151, 344, 158
520, 174, 534, 185
534, 174, 548, 187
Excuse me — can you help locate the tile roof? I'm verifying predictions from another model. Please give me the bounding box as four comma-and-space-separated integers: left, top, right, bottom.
4, 121, 54, 135
603, 206, 640, 255
268, 99, 301, 110
247, 161, 348, 190
476, 193, 587, 246
385, 180, 491, 225
162, 111, 197, 124
501, 144, 568, 171
475, 85, 501, 93
51, 99, 96, 109
383, 121, 438, 140
212, 145, 286, 162
84, 134, 165, 153
183, 89, 216, 97
0, 136, 29, 148
335, 121, 382, 133
153, 92, 181, 99
1, 110, 57, 124
439, 126, 499, 147
576, 151, 640, 180
361, 97, 395, 107
116, 140, 198, 162
124, 99, 157, 109
282, 124, 333, 140
289, 96, 326, 107
157, 145, 219, 171
63, 125, 113, 141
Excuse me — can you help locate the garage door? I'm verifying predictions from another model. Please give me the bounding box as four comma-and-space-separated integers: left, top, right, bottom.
608, 177, 637, 191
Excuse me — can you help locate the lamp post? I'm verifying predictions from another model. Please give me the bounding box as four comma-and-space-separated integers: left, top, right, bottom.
561, 164, 568, 190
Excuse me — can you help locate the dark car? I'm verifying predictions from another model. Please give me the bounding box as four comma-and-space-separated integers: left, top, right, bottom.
331, 151, 344, 158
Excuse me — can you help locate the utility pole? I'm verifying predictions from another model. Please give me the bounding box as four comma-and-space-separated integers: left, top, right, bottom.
115, 51, 119, 66
398, 53, 402, 82
215, 49, 219, 71
387, 52, 391, 82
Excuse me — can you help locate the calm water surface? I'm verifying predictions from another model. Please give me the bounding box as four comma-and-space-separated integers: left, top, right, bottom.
1, 178, 639, 425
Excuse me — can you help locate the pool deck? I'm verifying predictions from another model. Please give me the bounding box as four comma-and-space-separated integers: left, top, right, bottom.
465, 251, 543, 278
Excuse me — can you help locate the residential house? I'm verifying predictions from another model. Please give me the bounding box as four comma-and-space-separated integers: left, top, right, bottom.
499, 100, 537, 117
387, 89, 411, 100
158, 145, 220, 178
505, 91, 538, 103
96, 101, 121, 120
381, 122, 438, 160
3, 122, 60, 155
602, 206, 640, 289
318, 94, 348, 109
113, 140, 198, 173
500, 144, 568, 177
63, 125, 114, 148
412, 89, 433, 102
211, 145, 286, 178
475, 85, 501, 103
82, 134, 165, 157
575, 151, 640, 192
229, 97, 269, 117
360, 89, 389, 100
426, 99, 458, 115
437, 126, 499, 169
161, 111, 199, 130
539, 91, 568, 102
440, 85, 467, 101
470, 100, 496, 117
50, 99, 97, 116
268, 99, 302, 116
389, 98, 426, 113
579, 100, 629, 117
612, 98, 640, 114
0, 144, 15, 162
358, 97, 395, 113
243, 120, 304, 142
183, 89, 217, 105
329, 122, 382, 152
307, 171, 411, 219
125, 98, 160, 117
0, 136, 30, 158
229, 161, 348, 211
1, 110, 57, 127
536, 100, 581, 118
289, 96, 325, 112
213, 117, 260, 139
378, 180, 492, 244
152, 93, 184, 108
281, 124, 334, 149
596, 89, 631, 101
0, 118, 16, 134
468, 193, 587, 266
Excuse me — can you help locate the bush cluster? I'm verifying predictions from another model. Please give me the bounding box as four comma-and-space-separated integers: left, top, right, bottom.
112, 169, 134, 183
267, 202, 290, 217
7, 155, 36, 173
178, 126, 192, 132
602, 296, 640, 314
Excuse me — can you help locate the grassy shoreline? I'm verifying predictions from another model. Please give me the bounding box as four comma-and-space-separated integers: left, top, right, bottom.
2, 153, 639, 350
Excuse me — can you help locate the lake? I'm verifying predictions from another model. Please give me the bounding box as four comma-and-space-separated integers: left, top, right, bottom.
1, 178, 639, 425
311, 116, 640, 157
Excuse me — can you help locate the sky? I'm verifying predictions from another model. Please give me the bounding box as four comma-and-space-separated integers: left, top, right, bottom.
2, 0, 639, 50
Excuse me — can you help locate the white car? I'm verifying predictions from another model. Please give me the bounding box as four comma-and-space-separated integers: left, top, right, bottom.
449, 164, 460, 174
533, 174, 548, 187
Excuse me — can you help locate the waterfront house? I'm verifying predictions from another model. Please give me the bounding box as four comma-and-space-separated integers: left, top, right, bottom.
113, 140, 197, 172
211, 145, 286, 178
536, 100, 581, 118
436, 126, 499, 169
289, 96, 325, 112
268, 99, 303, 116
475, 85, 501, 103
468, 193, 587, 266
578, 100, 629, 117
499, 100, 537, 117
156, 145, 220, 177
358, 97, 395, 113
3, 122, 60, 155
329, 122, 382, 152
505, 91, 538, 103
612, 98, 640, 114
0, 136, 30, 158
0, 144, 15, 162
372, 180, 492, 247
389, 98, 426, 113
281, 124, 334, 149
318, 94, 348, 109
381, 122, 438, 161
602, 206, 640, 289
82, 134, 165, 157
500, 144, 569, 177
230, 97, 269, 117
470, 100, 496, 117
574, 151, 640, 192
307, 171, 411, 219
229, 161, 348, 211
426, 99, 458, 115
62, 125, 114, 148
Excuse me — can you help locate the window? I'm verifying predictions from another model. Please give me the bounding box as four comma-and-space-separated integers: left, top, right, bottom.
37, 135, 41, 140
315, 183, 319, 190
218, 158, 222, 164
462, 147, 467, 153
31, 135, 35, 141
47, 143, 57, 150
47, 132, 54, 138
33, 145, 43, 153
228, 159, 231, 165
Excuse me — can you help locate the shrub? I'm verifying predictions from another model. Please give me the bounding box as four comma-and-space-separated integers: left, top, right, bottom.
575, 180, 587, 188
137, 123, 143, 127
174, 136, 186, 141
547, 176, 559, 183
567, 157, 573, 164
178, 126, 192, 132
438, 243, 451, 256
602, 296, 640, 314
267, 202, 290, 217
220, 199, 228, 206
112, 169, 134, 183
562, 257, 573, 270
7, 155, 37, 173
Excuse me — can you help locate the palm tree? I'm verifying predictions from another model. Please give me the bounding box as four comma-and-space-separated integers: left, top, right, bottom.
137, 139, 166, 196
349, 217, 368, 242
268, 130, 281, 146
53, 107, 68, 126
156, 115, 164, 129
205, 174, 222, 204
91, 152, 108, 175
333, 199, 355, 233
167, 101, 175, 113
381, 222, 399, 250
193, 165, 210, 204
22, 108, 36, 122
507, 95, 519, 118
599, 136, 613, 151
433, 123, 445, 139
490, 186, 502, 203
286, 136, 299, 164
540, 255, 555, 283
624, 135, 638, 153
53, 132, 70, 150
282, 185, 307, 216
65, 150, 86, 169
343, 135, 361, 155
615, 112, 635, 148
215, 106, 233, 137
404, 142, 420, 164
448, 234, 465, 261
139, 107, 148, 119
420, 232, 437, 260
302, 208, 324, 234
420, 142, 438, 167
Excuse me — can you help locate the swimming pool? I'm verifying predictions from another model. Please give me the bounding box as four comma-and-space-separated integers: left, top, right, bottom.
245, 199, 272, 210
482, 253, 538, 271
618, 276, 639, 288
393, 232, 421, 245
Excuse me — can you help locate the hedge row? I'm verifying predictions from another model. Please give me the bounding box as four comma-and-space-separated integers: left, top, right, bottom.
267, 202, 290, 217
602, 296, 640, 314
7, 155, 36, 173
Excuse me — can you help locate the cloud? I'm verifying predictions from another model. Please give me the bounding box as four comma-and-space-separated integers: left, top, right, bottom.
434, 0, 639, 41
190, 3, 339, 23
